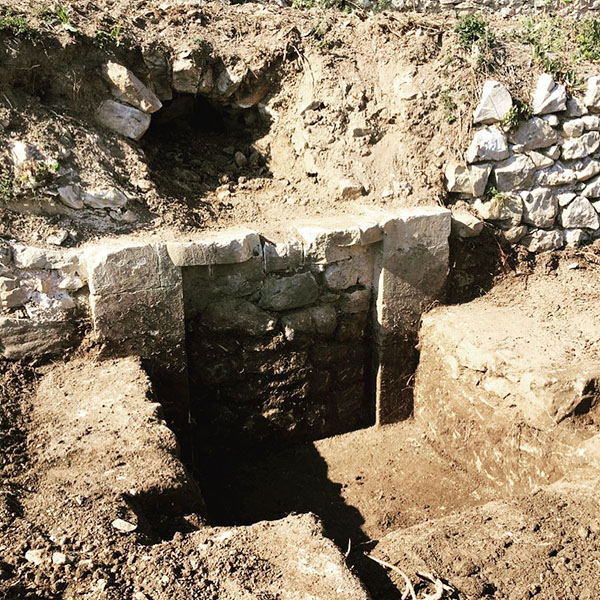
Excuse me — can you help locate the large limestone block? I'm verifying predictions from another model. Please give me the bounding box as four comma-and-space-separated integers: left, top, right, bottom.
466, 127, 509, 163
532, 73, 567, 115
445, 162, 491, 196
0, 317, 77, 359
96, 99, 151, 140
101, 62, 162, 114
508, 117, 558, 150
172, 55, 213, 95
166, 229, 261, 266
292, 214, 384, 264
263, 239, 303, 272
535, 158, 600, 187
494, 154, 536, 192
473, 193, 522, 226
374, 206, 451, 425
473, 80, 512, 124
560, 196, 600, 229
259, 272, 319, 311
86, 242, 178, 295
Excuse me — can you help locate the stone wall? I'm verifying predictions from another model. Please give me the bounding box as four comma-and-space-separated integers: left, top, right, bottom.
181, 226, 377, 445
0, 206, 451, 444
0, 240, 87, 359
448, 75, 600, 252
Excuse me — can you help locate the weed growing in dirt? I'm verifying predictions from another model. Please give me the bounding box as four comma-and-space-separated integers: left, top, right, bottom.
0, 8, 39, 42
484, 184, 504, 204
509, 17, 578, 87
0, 175, 15, 201
439, 89, 457, 124
455, 14, 493, 49
455, 14, 497, 70
292, 0, 352, 12
96, 24, 123, 47
501, 99, 532, 132
44, 3, 78, 34
576, 18, 600, 61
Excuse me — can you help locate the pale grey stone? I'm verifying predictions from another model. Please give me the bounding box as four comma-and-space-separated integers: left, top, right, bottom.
465, 127, 509, 163
96, 100, 150, 140
526, 150, 554, 170
57, 185, 84, 209
473, 80, 512, 124
564, 228, 587, 247
203, 297, 276, 336
264, 239, 303, 272
11, 245, 51, 269
293, 214, 384, 264
450, 209, 484, 238
501, 224, 528, 244
494, 154, 536, 191
101, 62, 162, 114
281, 305, 337, 340
535, 158, 600, 187
86, 243, 174, 295
260, 272, 318, 311
520, 228, 565, 252
557, 192, 576, 207
445, 162, 491, 196
542, 114, 560, 127
167, 229, 261, 266
543, 145, 561, 160
532, 74, 567, 115
521, 188, 558, 228
337, 179, 364, 200
562, 118, 585, 137
324, 252, 372, 290
472, 193, 522, 226
508, 117, 559, 150
560, 197, 600, 229
215, 64, 246, 98
594, 200, 600, 212
25, 550, 45, 566
338, 289, 371, 314
582, 115, 600, 130
566, 97, 587, 117
584, 76, 600, 111
581, 173, 600, 198
172, 56, 213, 94
82, 187, 128, 209
143, 51, 173, 101
561, 131, 600, 160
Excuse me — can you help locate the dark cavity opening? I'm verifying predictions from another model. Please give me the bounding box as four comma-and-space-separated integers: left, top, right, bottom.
141, 93, 271, 226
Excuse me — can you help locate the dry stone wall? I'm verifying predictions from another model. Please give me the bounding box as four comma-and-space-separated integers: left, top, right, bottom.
0, 240, 87, 359
448, 74, 600, 253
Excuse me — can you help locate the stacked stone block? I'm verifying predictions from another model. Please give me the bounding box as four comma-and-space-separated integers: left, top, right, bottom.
448, 75, 600, 252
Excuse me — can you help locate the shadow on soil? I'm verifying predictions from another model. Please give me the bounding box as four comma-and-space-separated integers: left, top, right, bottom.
194, 440, 402, 599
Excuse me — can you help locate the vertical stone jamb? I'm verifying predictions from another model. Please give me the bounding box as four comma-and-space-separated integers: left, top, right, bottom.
373, 207, 451, 425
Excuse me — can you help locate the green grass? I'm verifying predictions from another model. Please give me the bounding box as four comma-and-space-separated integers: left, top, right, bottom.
0, 8, 39, 41
577, 18, 600, 61
501, 99, 532, 132
0, 175, 15, 201
96, 24, 123, 47
455, 14, 497, 70
455, 14, 494, 49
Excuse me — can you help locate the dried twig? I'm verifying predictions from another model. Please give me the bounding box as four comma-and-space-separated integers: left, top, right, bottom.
366, 554, 417, 600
